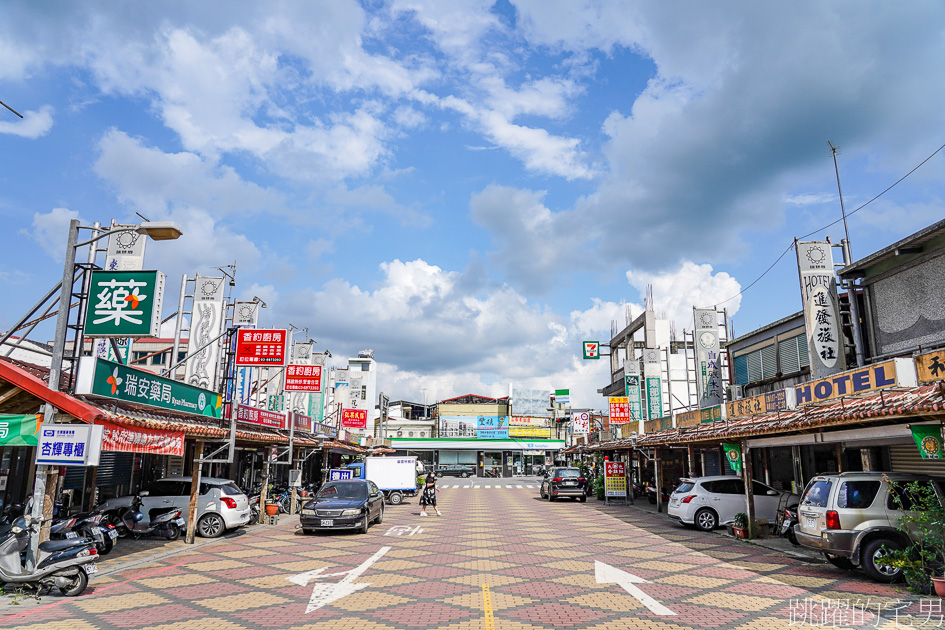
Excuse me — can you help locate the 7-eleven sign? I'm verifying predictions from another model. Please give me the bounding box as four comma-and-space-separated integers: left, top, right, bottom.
583, 341, 600, 360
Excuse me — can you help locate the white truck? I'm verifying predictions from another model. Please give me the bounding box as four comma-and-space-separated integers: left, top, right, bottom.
347, 456, 419, 505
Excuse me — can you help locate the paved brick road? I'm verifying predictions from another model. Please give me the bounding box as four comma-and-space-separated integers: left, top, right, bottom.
1, 486, 938, 629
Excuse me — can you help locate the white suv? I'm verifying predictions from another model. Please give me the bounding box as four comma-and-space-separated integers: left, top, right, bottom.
668, 475, 794, 531
98, 476, 250, 538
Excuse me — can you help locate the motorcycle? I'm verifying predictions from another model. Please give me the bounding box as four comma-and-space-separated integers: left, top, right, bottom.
646, 484, 671, 505
247, 495, 260, 526
113, 493, 184, 541
50, 510, 118, 556
0, 513, 98, 597
779, 503, 799, 546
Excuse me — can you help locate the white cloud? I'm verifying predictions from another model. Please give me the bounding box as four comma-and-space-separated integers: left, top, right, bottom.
0, 105, 54, 138
26, 207, 83, 261
626, 261, 742, 331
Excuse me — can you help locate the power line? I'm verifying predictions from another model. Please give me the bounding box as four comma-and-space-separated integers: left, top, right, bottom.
711, 140, 945, 308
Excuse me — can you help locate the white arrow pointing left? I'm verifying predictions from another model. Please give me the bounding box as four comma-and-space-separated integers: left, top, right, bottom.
287, 546, 391, 613
595, 560, 675, 616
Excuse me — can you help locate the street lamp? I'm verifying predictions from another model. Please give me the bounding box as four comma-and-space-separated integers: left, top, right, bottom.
28, 218, 182, 566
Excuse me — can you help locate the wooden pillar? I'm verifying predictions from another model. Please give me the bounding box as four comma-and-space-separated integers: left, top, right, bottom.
836, 443, 844, 473
742, 441, 757, 538
185, 441, 204, 544
686, 445, 695, 478
654, 449, 662, 514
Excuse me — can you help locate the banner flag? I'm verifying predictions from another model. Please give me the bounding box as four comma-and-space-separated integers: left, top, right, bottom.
722, 443, 743, 473
911, 424, 944, 460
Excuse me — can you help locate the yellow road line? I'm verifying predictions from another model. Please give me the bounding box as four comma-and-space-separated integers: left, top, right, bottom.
482, 584, 495, 630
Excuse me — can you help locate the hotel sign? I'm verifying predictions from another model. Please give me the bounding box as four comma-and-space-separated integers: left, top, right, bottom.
725, 389, 796, 420
915, 351, 945, 384
794, 358, 917, 406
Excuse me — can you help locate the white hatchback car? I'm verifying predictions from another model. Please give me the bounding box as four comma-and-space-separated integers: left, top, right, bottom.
667, 475, 794, 531
98, 476, 251, 538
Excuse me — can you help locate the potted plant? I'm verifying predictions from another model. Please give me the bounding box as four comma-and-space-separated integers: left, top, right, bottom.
733, 512, 750, 539
876, 478, 945, 595
592, 474, 605, 500
723, 520, 736, 536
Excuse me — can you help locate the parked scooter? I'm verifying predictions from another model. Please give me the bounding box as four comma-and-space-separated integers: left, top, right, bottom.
779, 503, 799, 546
646, 484, 670, 505
50, 510, 119, 556
0, 512, 98, 596
112, 493, 184, 540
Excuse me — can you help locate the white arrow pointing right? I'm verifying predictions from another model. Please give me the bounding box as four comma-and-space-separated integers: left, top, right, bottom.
595, 560, 676, 616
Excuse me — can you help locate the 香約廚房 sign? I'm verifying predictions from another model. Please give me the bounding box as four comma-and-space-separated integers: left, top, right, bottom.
285, 365, 322, 392
235, 329, 288, 366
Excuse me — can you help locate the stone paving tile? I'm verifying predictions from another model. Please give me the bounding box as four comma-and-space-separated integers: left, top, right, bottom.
0, 487, 927, 630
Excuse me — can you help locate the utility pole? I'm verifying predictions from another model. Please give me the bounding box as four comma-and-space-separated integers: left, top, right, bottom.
828, 141, 866, 367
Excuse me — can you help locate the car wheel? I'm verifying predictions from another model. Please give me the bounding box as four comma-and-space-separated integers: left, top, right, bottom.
461, 472, 469, 478
360, 515, 370, 535
436, 472, 443, 478
388, 492, 404, 505
375, 506, 384, 524
579, 496, 587, 503
548, 493, 555, 502
694, 508, 718, 532
198, 513, 225, 538
862, 539, 903, 583
823, 553, 854, 570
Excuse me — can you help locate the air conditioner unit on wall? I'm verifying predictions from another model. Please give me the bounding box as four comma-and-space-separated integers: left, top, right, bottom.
726, 385, 744, 402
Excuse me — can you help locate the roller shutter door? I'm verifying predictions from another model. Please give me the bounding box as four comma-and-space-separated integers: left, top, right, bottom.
888, 444, 945, 476
703, 449, 721, 476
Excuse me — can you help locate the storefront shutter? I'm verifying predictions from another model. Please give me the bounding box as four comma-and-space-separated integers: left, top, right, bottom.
761, 343, 778, 379
703, 449, 721, 476
888, 444, 945, 476
95, 452, 135, 486
734, 354, 749, 385
746, 350, 763, 382
779, 336, 800, 374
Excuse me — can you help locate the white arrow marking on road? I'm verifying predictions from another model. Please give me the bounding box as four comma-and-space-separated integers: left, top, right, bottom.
595, 560, 675, 616
287, 546, 391, 612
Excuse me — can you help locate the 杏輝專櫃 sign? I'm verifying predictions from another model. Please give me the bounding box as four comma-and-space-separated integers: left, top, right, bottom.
235, 329, 288, 366
341, 408, 367, 429
285, 365, 322, 392
794, 358, 917, 406
609, 396, 632, 425
237, 404, 286, 429
604, 461, 626, 498
83, 270, 165, 338
75, 357, 223, 419
36, 424, 103, 466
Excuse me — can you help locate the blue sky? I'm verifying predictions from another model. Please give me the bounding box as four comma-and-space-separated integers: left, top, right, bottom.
1, 1, 944, 410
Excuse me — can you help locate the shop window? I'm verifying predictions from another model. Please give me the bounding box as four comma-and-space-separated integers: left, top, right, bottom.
801, 480, 832, 507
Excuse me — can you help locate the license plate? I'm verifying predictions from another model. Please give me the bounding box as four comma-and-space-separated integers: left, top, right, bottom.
174, 517, 186, 527
66, 531, 78, 538
320, 519, 333, 527
563, 481, 576, 486
670, 498, 678, 506
85, 563, 98, 574
108, 529, 118, 539
805, 516, 816, 529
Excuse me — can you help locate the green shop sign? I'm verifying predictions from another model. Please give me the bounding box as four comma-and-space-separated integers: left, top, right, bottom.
83, 270, 165, 337
0, 414, 40, 446
75, 357, 222, 419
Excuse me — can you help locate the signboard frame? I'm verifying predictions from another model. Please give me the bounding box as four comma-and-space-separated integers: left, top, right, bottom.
234, 329, 288, 366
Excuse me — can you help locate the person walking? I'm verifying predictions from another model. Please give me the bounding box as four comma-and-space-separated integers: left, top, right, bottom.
419, 473, 441, 517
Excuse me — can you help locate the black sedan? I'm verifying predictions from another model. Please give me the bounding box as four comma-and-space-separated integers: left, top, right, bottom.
434, 464, 474, 478
299, 480, 384, 534
539, 467, 588, 502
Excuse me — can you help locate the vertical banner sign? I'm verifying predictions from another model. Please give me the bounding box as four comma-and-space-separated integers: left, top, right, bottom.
643, 349, 662, 420
694, 308, 724, 408
341, 408, 367, 429
796, 240, 846, 379
911, 425, 944, 460
623, 359, 643, 424
184, 276, 225, 390
234, 329, 288, 365
232, 301, 260, 327
289, 341, 314, 416
83, 270, 165, 337
722, 443, 742, 473
609, 397, 631, 425
583, 341, 600, 359
604, 461, 627, 498
105, 224, 147, 271
571, 411, 590, 435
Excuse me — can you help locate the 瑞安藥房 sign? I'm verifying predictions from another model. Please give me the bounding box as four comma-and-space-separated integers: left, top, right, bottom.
36, 424, 103, 466
83, 270, 165, 338
0, 414, 40, 446
794, 358, 917, 406
75, 357, 223, 419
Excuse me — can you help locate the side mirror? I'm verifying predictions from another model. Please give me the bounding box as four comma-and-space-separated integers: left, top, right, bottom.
139, 491, 150, 497
767, 490, 778, 496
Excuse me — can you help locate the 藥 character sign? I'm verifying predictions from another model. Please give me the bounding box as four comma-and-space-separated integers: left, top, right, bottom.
341, 408, 367, 429
285, 365, 323, 392
235, 329, 288, 366
83, 270, 165, 337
